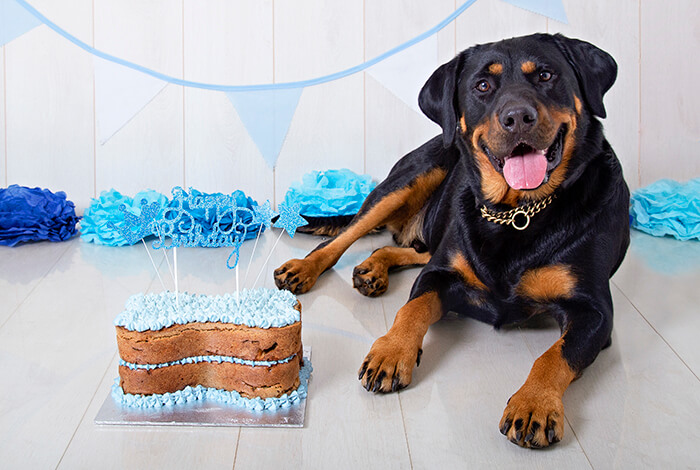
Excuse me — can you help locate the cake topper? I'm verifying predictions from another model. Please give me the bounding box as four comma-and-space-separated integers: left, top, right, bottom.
109, 199, 161, 246
111, 186, 304, 306
273, 202, 308, 238
251, 202, 308, 289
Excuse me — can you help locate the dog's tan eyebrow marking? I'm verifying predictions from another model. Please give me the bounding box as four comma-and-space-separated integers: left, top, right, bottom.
574, 95, 583, 115
516, 264, 576, 301
459, 114, 467, 134
488, 63, 503, 75
521, 61, 536, 74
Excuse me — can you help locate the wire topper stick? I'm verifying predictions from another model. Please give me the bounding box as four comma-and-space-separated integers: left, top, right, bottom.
252, 202, 307, 290
243, 201, 277, 287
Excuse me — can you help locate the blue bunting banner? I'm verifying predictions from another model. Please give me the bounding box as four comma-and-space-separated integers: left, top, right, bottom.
502, 0, 568, 24
226, 88, 304, 169
0, 0, 41, 46
94, 57, 169, 144
6, 0, 573, 162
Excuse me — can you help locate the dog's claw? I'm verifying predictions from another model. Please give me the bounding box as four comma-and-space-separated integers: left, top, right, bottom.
358, 362, 368, 380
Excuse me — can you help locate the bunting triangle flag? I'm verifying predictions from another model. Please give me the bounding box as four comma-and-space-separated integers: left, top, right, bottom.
367, 35, 438, 114
0, 0, 42, 46
94, 57, 168, 144
502, 0, 568, 24
226, 88, 303, 168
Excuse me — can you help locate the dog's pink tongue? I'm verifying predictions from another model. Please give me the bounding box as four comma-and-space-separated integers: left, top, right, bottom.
503, 151, 548, 190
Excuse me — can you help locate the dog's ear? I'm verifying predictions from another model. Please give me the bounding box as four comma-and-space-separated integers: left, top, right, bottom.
552, 34, 617, 118
418, 54, 463, 147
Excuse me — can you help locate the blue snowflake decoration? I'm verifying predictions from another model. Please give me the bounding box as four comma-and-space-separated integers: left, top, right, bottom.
274, 202, 308, 238
109, 198, 161, 245
253, 200, 277, 230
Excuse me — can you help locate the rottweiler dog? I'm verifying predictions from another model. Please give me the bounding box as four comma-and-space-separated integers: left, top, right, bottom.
274, 33, 630, 449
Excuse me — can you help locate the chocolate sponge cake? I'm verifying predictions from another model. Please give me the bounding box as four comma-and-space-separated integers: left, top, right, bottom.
113, 289, 308, 407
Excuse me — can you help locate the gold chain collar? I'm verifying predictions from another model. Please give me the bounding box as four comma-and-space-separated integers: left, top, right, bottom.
480, 195, 555, 231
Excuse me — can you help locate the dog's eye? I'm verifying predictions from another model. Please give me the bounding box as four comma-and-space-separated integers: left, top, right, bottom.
476, 80, 491, 92
539, 71, 553, 82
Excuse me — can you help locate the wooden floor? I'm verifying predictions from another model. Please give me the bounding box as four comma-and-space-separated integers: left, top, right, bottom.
1, 229, 699, 469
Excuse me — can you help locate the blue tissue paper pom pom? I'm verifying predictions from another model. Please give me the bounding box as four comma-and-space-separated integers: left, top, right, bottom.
81, 188, 262, 246
0, 185, 80, 246
283, 169, 376, 218
80, 189, 168, 246
630, 178, 700, 241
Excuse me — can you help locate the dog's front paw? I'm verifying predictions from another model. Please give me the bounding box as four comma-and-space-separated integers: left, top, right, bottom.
273, 259, 319, 294
499, 388, 565, 449
358, 334, 422, 393
352, 259, 389, 297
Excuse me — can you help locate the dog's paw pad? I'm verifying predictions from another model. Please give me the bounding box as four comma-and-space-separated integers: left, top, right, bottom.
352, 262, 389, 297
273, 259, 318, 294
358, 335, 419, 393
499, 389, 564, 448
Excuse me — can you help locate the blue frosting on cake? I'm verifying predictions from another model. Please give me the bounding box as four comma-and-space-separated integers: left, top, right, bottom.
114, 288, 299, 332
112, 359, 312, 411
119, 353, 297, 370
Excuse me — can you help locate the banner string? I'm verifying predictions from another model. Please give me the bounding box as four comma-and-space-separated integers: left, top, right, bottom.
14, 0, 478, 92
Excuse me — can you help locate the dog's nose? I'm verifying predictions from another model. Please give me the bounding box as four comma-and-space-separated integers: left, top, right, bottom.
499, 104, 538, 134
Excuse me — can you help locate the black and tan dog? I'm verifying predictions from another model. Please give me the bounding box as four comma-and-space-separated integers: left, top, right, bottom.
274, 33, 630, 449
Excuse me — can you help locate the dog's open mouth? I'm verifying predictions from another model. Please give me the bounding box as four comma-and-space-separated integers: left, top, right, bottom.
480, 125, 566, 190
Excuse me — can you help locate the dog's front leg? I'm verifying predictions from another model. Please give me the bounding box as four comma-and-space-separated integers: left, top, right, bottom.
500, 296, 613, 448
358, 290, 442, 392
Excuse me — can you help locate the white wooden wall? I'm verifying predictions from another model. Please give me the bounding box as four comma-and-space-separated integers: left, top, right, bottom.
1, 0, 699, 212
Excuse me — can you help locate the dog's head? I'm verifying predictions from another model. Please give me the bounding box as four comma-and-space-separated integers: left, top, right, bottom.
419, 33, 617, 205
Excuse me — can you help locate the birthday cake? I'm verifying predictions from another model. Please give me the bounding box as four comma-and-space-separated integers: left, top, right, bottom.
112, 288, 310, 410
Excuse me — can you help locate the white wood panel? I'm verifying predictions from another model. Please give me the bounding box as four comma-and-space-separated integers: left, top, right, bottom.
5, 12, 95, 212
94, 0, 184, 199
364, 0, 453, 181
640, 0, 700, 186
1, 46, 6, 187
273, 0, 364, 205
183, 0, 274, 202
24, 0, 94, 45
456, 0, 548, 49
553, 0, 641, 189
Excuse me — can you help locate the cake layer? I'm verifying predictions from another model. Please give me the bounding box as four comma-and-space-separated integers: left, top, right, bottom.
119, 355, 303, 399
112, 359, 313, 410
116, 320, 301, 364
114, 289, 300, 332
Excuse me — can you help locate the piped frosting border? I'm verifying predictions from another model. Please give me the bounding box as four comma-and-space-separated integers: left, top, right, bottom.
119, 353, 297, 370
112, 359, 312, 411
114, 288, 299, 332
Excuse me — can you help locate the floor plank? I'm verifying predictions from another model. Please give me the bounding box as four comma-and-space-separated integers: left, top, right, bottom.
612, 231, 700, 377
235, 232, 412, 469
0, 239, 157, 468
0, 241, 71, 326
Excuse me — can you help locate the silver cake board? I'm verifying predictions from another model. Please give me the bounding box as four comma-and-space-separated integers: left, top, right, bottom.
95, 349, 310, 428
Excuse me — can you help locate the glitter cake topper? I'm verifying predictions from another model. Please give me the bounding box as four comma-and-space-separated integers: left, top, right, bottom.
113, 187, 276, 270
253, 200, 278, 230
273, 202, 308, 238
109, 199, 162, 246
